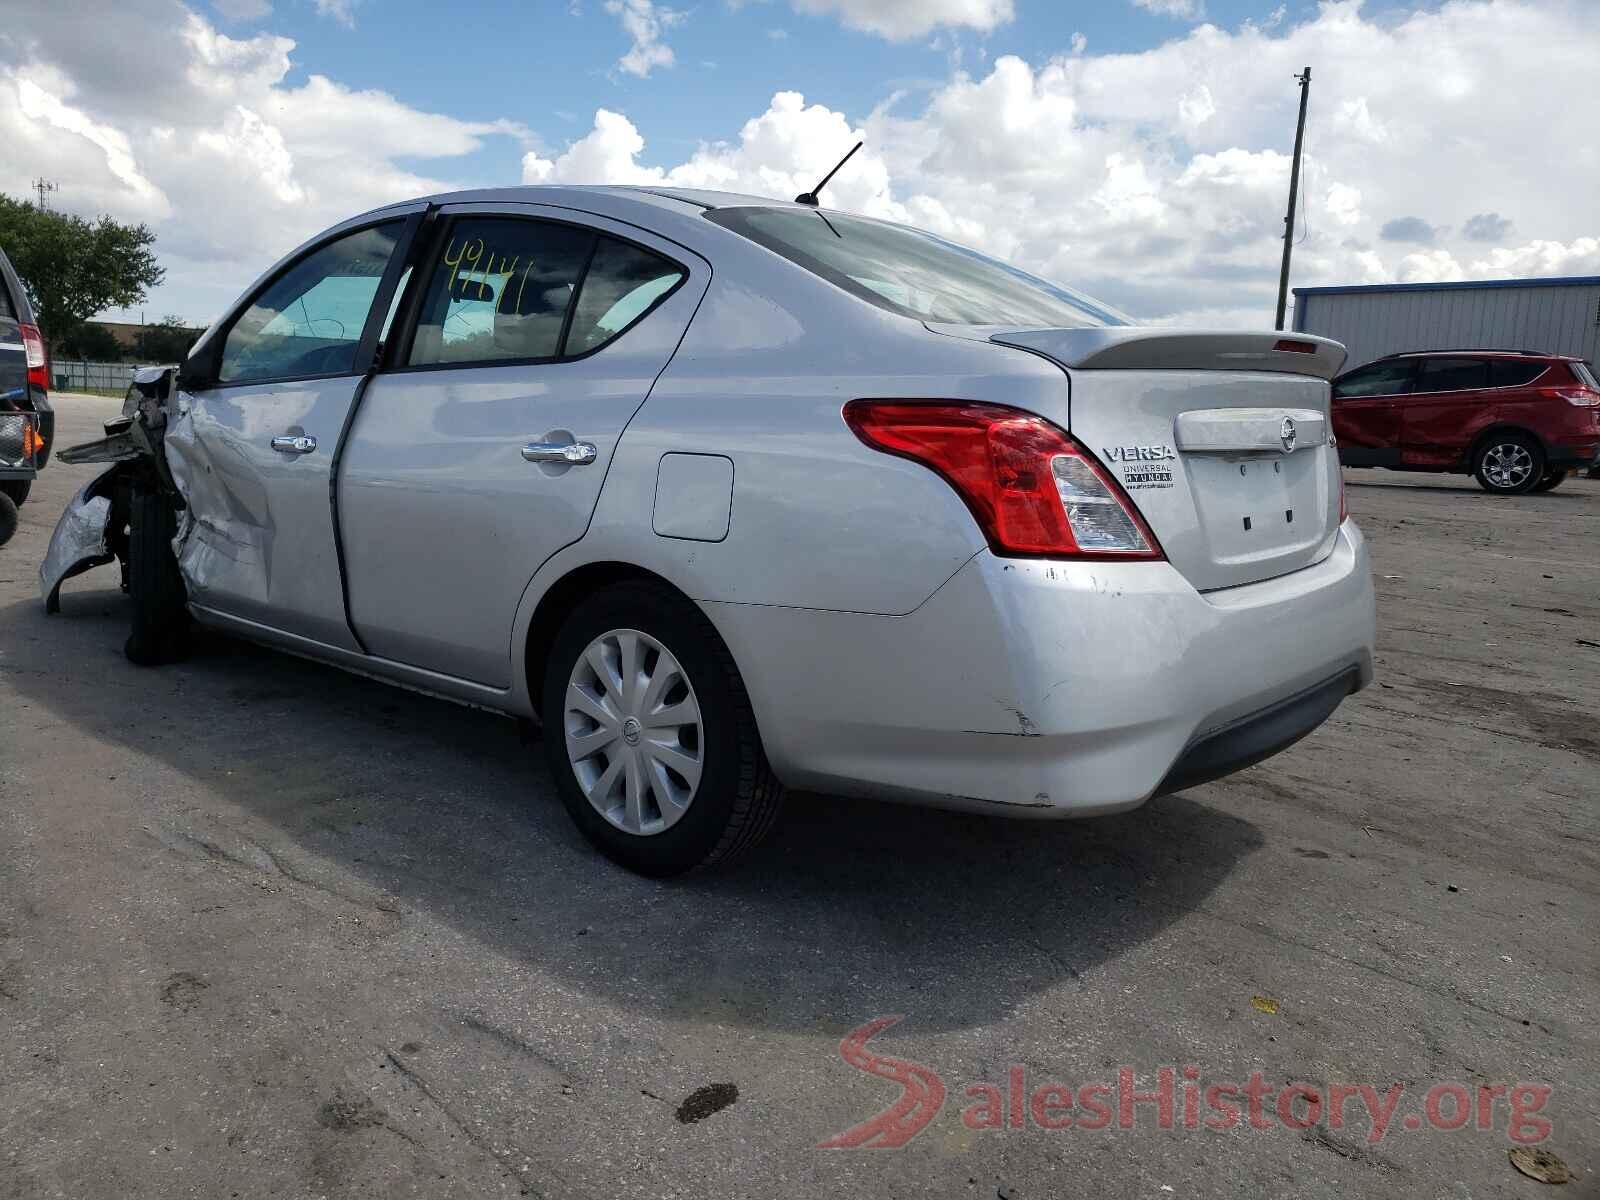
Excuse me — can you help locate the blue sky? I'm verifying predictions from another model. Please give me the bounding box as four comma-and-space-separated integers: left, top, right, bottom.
8, 0, 1591, 329
245, 0, 1440, 201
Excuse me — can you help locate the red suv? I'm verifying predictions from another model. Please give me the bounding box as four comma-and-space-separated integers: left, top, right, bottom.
1331, 350, 1600, 494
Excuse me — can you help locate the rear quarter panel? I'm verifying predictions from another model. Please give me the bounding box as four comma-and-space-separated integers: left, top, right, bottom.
568, 268, 1069, 614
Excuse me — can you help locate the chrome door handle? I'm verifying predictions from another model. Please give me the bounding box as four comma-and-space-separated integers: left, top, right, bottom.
522, 441, 597, 465
270, 434, 317, 455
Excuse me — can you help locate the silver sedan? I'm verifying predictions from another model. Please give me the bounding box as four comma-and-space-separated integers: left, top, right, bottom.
42, 186, 1376, 875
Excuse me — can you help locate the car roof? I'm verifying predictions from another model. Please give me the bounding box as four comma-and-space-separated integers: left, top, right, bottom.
1384, 349, 1579, 362
356, 184, 804, 222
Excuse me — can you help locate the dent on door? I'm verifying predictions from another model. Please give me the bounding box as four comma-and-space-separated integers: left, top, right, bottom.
163, 381, 358, 649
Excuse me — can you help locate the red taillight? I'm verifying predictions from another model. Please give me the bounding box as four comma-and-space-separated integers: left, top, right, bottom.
20, 323, 48, 393
1273, 339, 1318, 355
1548, 387, 1600, 408
1338, 465, 1348, 523
842, 400, 1163, 560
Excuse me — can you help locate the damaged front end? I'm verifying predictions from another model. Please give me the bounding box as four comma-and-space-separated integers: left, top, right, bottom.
39, 366, 185, 614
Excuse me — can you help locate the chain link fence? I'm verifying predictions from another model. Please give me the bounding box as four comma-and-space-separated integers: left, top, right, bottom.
50, 360, 175, 394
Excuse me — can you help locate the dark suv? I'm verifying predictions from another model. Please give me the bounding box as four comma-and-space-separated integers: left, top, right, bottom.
1, 244, 53, 533
1331, 350, 1600, 494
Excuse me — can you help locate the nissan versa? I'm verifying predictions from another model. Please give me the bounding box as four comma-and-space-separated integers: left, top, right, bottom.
42, 186, 1377, 875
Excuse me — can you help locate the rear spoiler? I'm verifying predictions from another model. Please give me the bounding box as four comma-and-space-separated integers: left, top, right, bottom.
982, 328, 1348, 381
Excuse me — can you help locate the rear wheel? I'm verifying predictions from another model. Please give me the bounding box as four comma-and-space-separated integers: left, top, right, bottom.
1473, 433, 1543, 495
124, 482, 189, 665
0, 478, 30, 506
540, 581, 783, 876
0, 491, 16, 546
1531, 469, 1567, 493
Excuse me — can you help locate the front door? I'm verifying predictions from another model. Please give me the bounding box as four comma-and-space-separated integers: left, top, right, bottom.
338, 204, 708, 686
1331, 357, 1418, 466
166, 214, 418, 648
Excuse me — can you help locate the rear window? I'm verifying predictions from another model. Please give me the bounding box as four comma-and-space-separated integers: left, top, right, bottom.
0, 278, 14, 321
1491, 359, 1549, 387
704, 207, 1126, 328
1571, 361, 1599, 390
1415, 358, 1490, 393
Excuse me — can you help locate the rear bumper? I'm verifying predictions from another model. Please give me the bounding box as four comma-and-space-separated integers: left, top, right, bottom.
706, 521, 1376, 817
1547, 442, 1600, 470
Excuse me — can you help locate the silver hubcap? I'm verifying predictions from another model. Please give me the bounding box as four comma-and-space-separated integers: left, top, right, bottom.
1483, 443, 1534, 489
564, 628, 703, 837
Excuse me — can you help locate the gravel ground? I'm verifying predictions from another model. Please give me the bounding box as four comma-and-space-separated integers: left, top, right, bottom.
1, 393, 1596, 1199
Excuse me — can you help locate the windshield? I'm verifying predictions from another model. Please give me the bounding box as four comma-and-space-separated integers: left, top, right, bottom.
705, 206, 1128, 328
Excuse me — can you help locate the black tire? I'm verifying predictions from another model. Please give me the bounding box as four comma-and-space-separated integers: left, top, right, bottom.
540, 581, 783, 876
0, 478, 30, 506
1531, 469, 1566, 493
1472, 432, 1544, 495
124, 482, 189, 666
0, 490, 16, 546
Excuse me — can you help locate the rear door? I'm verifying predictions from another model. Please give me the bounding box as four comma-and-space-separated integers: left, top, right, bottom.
1330, 358, 1417, 465
1399, 357, 1491, 466
338, 204, 707, 686
164, 212, 420, 647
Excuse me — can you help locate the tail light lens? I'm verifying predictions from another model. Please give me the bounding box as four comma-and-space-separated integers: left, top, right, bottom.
20, 323, 48, 393
1551, 388, 1600, 407
21, 421, 43, 458
842, 400, 1163, 559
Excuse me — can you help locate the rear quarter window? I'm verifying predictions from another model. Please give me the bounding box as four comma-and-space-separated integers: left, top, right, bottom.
1490, 359, 1549, 387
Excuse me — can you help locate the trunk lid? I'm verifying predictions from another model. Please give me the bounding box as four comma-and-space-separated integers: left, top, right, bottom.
981, 326, 1347, 592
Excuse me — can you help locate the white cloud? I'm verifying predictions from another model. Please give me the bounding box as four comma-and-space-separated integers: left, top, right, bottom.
0, 1, 525, 320
1132, 0, 1204, 19
606, 0, 683, 78
789, 0, 1013, 40
211, 0, 271, 19
526, 0, 1600, 326
3, 0, 1596, 331
313, 0, 358, 26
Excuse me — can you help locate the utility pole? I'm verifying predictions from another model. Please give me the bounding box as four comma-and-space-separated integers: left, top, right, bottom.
31, 177, 58, 211
1274, 67, 1311, 332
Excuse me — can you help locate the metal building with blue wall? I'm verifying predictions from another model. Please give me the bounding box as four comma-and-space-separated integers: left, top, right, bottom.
1292, 276, 1600, 370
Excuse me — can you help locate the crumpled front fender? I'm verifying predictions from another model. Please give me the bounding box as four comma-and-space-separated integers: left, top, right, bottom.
39, 468, 120, 614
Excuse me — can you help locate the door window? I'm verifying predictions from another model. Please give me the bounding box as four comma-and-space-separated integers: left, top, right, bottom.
1333, 360, 1416, 398
218, 223, 402, 384
1414, 358, 1490, 393
566, 239, 686, 355
407, 218, 594, 366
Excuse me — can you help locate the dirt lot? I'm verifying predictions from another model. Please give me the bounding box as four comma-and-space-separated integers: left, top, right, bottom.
2, 393, 1596, 1199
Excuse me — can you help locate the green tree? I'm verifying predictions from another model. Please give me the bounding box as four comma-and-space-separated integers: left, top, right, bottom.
57, 321, 123, 362
136, 315, 201, 363
0, 193, 164, 354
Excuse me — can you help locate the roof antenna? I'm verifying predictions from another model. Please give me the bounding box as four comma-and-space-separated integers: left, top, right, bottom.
795, 140, 862, 207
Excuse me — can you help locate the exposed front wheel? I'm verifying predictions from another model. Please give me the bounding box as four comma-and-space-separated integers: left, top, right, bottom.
540, 581, 783, 876
124, 482, 189, 666
1473, 434, 1543, 495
